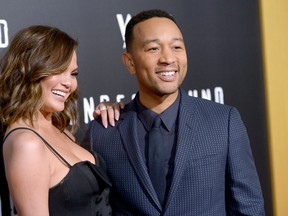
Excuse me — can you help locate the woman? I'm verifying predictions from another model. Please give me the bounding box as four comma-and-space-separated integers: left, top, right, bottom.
0, 25, 112, 216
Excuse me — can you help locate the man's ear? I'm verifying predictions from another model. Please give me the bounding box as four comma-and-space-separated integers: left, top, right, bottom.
122, 52, 136, 74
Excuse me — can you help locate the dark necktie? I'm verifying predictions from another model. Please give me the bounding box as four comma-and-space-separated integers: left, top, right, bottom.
148, 116, 166, 204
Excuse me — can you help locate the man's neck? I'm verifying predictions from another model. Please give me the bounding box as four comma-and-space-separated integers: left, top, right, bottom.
138, 90, 179, 114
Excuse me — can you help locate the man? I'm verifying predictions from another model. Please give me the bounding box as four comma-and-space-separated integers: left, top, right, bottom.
83, 9, 265, 215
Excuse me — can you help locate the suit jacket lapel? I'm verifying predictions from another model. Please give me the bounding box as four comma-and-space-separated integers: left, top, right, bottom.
118, 102, 162, 210
164, 89, 199, 211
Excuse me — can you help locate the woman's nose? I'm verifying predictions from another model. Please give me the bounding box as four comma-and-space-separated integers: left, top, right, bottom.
61, 73, 72, 88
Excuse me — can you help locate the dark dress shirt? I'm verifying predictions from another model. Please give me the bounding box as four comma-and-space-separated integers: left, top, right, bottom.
135, 94, 180, 205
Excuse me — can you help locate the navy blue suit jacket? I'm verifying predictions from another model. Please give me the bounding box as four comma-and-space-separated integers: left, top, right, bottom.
82, 89, 265, 215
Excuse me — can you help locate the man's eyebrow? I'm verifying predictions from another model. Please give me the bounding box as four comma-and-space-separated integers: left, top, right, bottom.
143, 37, 184, 46
143, 39, 159, 46
172, 37, 184, 42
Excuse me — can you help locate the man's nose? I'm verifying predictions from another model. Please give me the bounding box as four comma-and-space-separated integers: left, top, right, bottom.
159, 48, 176, 64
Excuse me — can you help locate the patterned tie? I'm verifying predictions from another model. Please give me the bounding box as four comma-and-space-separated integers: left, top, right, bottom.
148, 116, 166, 204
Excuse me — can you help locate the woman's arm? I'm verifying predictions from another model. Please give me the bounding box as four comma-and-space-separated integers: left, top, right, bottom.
3, 130, 51, 216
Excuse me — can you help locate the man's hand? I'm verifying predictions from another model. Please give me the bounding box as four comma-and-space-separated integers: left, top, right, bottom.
94, 101, 125, 128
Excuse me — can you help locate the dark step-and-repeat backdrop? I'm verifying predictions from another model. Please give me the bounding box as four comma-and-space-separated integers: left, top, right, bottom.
0, 0, 273, 215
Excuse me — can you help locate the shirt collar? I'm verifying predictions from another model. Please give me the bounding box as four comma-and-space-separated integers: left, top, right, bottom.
136, 93, 180, 132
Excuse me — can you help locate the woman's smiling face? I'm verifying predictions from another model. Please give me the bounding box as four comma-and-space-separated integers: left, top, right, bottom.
40, 50, 78, 115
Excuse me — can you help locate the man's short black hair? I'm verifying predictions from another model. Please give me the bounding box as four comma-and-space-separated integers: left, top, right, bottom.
125, 9, 178, 51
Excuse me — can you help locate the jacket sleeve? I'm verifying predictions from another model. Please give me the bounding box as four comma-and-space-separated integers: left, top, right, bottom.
225, 107, 265, 215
